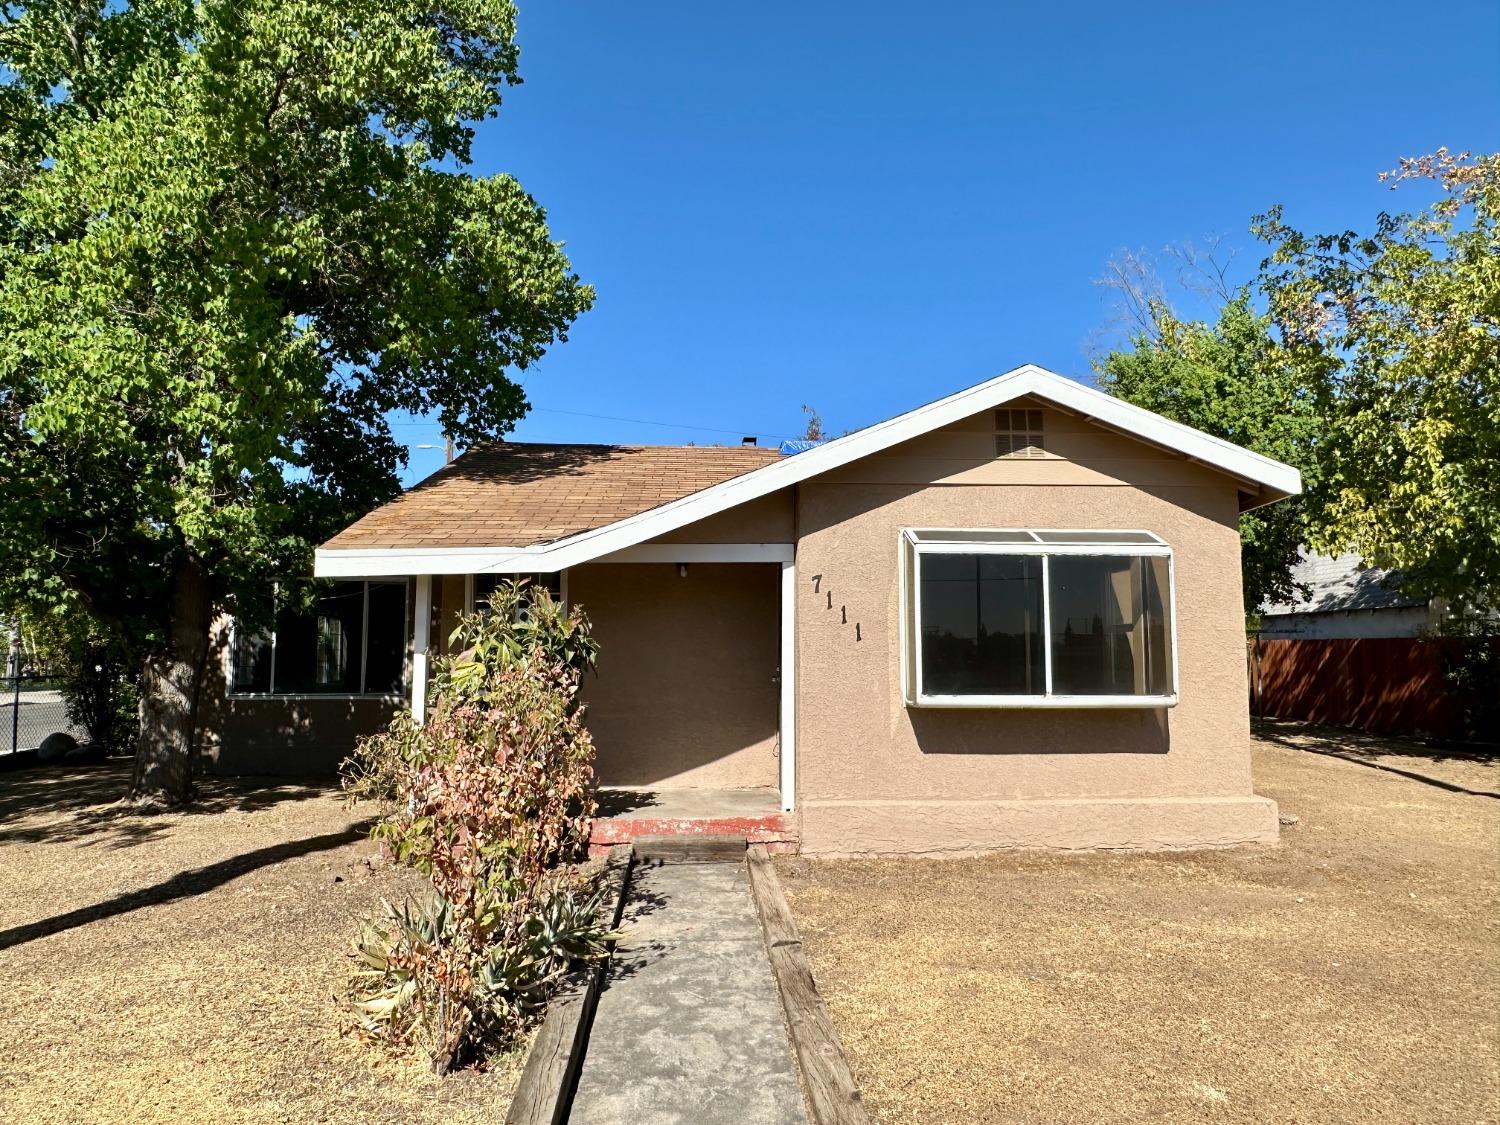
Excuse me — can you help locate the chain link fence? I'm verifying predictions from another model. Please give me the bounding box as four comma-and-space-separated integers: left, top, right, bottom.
4, 633, 87, 756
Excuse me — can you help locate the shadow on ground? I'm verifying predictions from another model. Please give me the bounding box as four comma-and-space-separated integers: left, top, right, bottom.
0, 822, 372, 951
1254, 717, 1500, 768
0, 759, 339, 848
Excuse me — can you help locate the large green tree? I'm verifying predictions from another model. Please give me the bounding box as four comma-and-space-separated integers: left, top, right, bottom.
1255, 149, 1499, 616
0, 0, 592, 802
1096, 291, 1321, 612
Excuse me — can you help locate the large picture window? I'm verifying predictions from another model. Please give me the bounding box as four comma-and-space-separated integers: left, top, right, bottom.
230, 580, 409, 697
902, 529, 1176, 707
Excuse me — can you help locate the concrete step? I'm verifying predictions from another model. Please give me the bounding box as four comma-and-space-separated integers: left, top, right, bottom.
633, 834, 748, 863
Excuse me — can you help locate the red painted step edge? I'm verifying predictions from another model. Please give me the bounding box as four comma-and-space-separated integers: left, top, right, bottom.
588, 813, 799, 856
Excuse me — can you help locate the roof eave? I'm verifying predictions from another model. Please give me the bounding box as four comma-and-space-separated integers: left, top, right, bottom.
314, 364, 1303, 578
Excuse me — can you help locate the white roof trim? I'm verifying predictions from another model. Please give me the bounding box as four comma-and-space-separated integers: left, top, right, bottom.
315, 364, 1302, 577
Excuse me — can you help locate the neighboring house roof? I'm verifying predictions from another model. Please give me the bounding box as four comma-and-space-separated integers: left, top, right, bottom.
316, 364, 1304, 577
323, 443, 782, 551
1261, 550, 1426, 616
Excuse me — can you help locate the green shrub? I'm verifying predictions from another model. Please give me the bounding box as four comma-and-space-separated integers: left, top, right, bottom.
15, 608, 140, 754
343, 582, 606, 1071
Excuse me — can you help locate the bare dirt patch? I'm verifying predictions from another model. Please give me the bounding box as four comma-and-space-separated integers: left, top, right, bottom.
1255, 717, 1500, 795
0, 760, 524, 1125
777, 739, 1500, 1124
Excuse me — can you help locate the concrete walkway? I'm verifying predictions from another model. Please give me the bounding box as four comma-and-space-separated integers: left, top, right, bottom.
568, 860, 808, 1125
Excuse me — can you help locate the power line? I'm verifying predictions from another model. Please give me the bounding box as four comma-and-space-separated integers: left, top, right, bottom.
389, 407, 797, 442
529, 406, 796, 442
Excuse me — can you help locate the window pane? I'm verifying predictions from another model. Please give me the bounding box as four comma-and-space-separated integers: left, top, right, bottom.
364, 581, 408, 694
232, 629, 272, 693
907, 529, 1037, 544
1034, 530, 1160, 544
274, 582, 364, 693
920, 554, 1044, 695
1049, 555, 1173, 696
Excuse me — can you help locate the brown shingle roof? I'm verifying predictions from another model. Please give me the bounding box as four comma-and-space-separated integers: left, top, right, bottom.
322, 443, 783, 551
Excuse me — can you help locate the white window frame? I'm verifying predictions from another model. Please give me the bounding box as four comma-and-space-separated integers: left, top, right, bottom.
900, 528, 1179, 709
226, 578, 410, 700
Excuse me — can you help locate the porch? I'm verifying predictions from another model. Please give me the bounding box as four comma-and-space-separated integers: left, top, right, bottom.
393, 548, 801, 814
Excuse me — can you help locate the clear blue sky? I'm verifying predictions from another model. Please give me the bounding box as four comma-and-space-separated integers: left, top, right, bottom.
396, 0, 1500, 483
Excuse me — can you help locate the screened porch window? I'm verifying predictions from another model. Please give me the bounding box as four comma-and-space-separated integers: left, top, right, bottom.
902, 530, 1176, 707
472, 572, 562, 615
230, 579, 408, 696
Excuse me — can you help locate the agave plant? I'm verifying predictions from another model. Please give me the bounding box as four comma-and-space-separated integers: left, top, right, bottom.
349, 878, 611, 1070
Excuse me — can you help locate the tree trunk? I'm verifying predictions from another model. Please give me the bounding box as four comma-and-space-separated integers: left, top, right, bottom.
131, 552, 212, 805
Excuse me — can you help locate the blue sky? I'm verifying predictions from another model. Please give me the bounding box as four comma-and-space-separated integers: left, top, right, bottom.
396, 0, 1500, 483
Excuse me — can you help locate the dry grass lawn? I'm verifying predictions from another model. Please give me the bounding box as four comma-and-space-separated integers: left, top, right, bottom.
778, 734, 1500, 1124
0, 761, 524, 1125
1256, 717, 1500, 795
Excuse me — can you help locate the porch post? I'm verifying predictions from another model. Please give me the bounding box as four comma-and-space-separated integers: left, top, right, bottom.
779, 558, 796, 812
412, 574, 432, 723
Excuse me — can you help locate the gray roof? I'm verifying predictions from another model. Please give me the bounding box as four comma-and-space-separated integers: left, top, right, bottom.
1261, 550, 1427, 616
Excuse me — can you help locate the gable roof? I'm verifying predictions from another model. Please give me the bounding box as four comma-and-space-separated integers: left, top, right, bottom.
1261, 550, 1426, 617
316, 364, 1302, 577
323, 443, 781, 552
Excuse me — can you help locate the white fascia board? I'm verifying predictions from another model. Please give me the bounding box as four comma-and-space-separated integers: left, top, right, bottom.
315, 545, 548, 578
594, 543, 795, 564
315, 364, 1303, 578
1026, 371, 1303, 504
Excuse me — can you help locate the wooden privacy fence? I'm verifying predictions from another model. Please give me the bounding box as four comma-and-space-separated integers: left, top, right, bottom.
1248, 636, 1499, 741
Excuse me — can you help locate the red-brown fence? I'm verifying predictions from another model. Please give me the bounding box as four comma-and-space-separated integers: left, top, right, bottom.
1248, 636, 1499, 741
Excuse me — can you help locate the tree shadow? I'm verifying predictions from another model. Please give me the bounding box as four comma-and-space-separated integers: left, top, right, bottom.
593, 788, 663, 817
0, 759, 340, 849
0, 822, 372, 951
1254, 717, 1500, 768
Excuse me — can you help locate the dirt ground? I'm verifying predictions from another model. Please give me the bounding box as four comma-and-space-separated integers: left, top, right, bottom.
778, 735, 1500, 1124
0, 761, 524, 1125
1255, 717, 1500, 794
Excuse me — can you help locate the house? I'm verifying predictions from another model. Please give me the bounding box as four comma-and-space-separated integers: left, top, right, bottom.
206, 365, 1302, 856
1259, 550, 1440, 639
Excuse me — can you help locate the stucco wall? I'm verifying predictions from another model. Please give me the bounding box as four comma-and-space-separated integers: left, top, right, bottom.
570, 562, 780, 789
210, 696, 398, 775
647, 489, 794, 544
793, 404, 1277, 855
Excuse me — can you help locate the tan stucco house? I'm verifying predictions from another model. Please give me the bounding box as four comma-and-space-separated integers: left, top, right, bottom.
211, 365, 1301, 856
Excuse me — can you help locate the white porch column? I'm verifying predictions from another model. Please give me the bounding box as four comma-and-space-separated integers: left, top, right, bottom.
412, 574, 432, 723
779, 558, 797, 812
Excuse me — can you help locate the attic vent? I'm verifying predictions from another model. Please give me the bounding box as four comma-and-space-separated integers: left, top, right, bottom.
995, 408, 1045, 458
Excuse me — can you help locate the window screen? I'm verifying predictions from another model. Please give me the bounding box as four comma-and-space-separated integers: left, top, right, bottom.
230, 580, 408, 696
474, 572, 563, 616
274, 582, 365, 693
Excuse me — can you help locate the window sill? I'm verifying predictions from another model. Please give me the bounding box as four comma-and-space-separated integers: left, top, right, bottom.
907, 694, 1179, 710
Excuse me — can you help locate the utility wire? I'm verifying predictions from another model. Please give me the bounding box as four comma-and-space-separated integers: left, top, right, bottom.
530, 406, 796, 442
390, 407, 797, 443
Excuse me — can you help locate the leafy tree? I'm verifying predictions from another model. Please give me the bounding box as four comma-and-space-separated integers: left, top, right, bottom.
1254, 149, 1499, 617
0, 0, 593, 804
18, 602, 142, 754
801, 404, 825, 442
1096, 290, 1321, 611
